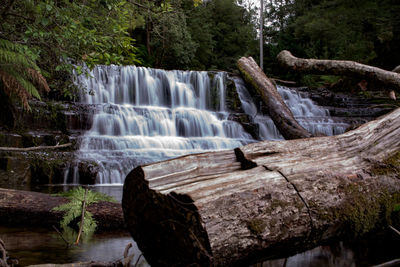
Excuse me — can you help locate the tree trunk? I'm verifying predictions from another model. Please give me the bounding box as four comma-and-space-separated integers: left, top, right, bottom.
277, 50, 400, 92
0, 189, 124, 231
237, 56, 313, 140
122, 108, 400, 267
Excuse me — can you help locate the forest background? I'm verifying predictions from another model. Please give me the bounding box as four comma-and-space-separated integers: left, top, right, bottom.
1, 0, 399, 107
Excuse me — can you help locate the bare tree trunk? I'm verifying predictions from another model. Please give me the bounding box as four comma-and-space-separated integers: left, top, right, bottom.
122, 108, 400, 267
237, 56, 313, 140
277, 50, 400, 91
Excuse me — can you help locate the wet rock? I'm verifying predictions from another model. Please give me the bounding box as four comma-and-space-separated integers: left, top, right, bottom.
0, 152, 31, 189
228, 113, 259, 139
78, 161, 100, 184
226, 75, 245, 113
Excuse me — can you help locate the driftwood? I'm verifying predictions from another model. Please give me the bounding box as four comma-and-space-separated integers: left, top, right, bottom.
0, 188, 124, 231
277, 50, 400, 92
0, 143, 72, 152
122, 108, 400, 266
237, 57, 313, 140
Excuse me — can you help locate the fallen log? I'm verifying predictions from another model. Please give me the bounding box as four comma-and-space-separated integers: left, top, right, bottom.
277, 50, 400, 92
0, 143, 72, 152
0, 188, 124, 231
237, 57, 313, 139
122, 108, 400, 266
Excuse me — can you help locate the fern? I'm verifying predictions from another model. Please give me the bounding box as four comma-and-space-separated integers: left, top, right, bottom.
52, 187, 116, 234
0, 39, 49, 110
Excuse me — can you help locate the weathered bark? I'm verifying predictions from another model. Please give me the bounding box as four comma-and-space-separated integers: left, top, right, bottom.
0, 143, 72, 152
237, 57, 313, 140
122, 108, 400, 267
277, 50, 400, 92
0, 189, 124, 231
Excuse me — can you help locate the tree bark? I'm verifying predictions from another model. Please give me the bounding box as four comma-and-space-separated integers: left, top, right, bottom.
0, 189, 124, 231
237, 56, 313, 140
277, 50, 400, 92
0, 143, 72, 152
122, 108, 400, 267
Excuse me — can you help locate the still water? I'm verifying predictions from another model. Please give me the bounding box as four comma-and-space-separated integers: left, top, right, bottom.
0, 226, 148, 266
2, 185, 399, 266
2, 224, 399, 267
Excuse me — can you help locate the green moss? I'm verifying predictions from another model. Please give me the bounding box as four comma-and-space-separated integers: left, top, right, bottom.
29, 152, 69, 184
47, 102, 67, 132
246, 218, 267, 235
370, 152, 400, 177
336, 183, 400, 237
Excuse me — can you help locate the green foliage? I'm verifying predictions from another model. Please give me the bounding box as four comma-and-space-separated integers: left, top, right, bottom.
52, 187, 116, 236
261, 0, 400, 81
0, 39, 49, 110
1, 0, 142, 100
394, 204, 400, 212
133, 0, 256, 70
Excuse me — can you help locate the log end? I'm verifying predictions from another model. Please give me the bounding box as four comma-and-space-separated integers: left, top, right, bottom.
277, 50, 295, 67
122, 166, 213, 266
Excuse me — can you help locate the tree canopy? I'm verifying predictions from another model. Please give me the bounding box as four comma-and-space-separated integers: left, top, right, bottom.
261, 0, 400, 85
1, 0, 399, 107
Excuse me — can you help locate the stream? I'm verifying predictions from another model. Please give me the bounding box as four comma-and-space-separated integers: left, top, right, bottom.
2, 219, 399, 266
1, 184, 396, 266
1, 66, 396, 266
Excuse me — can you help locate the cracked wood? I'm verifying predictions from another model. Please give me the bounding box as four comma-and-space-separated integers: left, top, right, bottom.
122, 108, 400, 266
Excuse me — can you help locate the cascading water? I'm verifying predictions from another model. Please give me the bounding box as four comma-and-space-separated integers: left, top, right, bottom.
233, 77, 349, 140
67, 65, 348, 185
67, 66, 254, 184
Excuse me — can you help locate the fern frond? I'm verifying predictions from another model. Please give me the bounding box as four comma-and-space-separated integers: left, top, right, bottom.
60, 208, 81, 229
0, 70, 31, 110
53, 187, 116, 236
0, 39, 22, 52
0, 48, 39, 71
12, 72, 41, 99
81, 211, 97, 233
0, 39, 49, 109
27, 68, 50, 92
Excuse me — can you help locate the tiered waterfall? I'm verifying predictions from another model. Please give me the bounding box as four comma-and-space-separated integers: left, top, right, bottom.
67, 66, 348, 184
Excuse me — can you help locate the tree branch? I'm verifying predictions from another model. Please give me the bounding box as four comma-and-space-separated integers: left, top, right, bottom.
277, 50, 400, 92
0, 143, 72, 152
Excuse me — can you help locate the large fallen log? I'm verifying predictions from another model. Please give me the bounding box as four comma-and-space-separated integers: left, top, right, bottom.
0, 189, 124, 231
277, 50, 400, 92
237, 57, 313, 140
122, 108, 400, 266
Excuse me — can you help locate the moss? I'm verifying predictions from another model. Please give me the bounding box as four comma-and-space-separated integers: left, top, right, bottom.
29, 152, 69, 184
370, 152, 400, 177
335, 183, 400, 237
225, 78, 243, 112
246, 218, 267, 235
46, 102, 67, 132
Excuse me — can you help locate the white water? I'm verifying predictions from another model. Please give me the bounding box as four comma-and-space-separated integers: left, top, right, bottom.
67, 66, 348, 184
233, 77, 348, 140
67, 66, 253, 184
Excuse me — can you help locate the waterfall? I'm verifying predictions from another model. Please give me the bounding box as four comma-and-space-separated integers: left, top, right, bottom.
214, 72, 226, 112
233, 77, 348, 140
68, 66, 254, 184
67, 65, 348, 185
